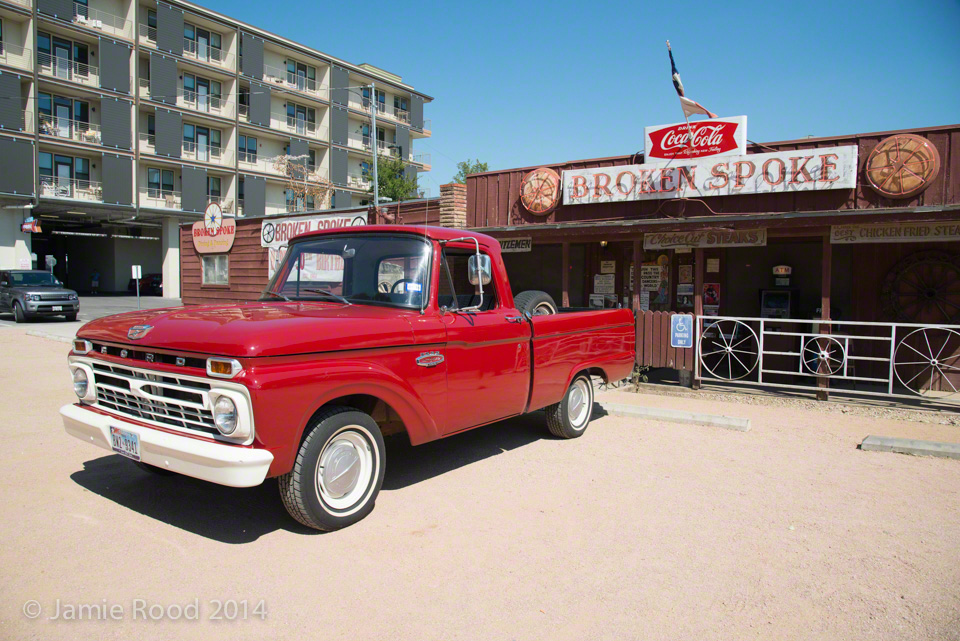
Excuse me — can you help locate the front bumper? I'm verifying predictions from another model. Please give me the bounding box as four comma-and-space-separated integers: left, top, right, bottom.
60, 403, 273, 488
26, 301, 78, 315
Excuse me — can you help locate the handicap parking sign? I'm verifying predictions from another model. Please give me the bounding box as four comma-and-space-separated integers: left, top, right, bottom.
670, 314, 694, 349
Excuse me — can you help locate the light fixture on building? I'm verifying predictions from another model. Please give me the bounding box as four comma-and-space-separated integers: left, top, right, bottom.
600, 241, 608, 248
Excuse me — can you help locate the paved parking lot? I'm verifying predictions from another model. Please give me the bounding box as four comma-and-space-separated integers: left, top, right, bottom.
0, 295, 181, 339
1, 329, 959, 641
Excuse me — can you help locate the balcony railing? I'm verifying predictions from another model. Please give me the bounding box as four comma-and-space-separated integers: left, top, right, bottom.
271, 111, 325, 139
0, 42, 33, 71
1, 0, 32, 8
262, 63, 328, 100
181, 88, 233, 118
138, 132, 155, 152
138, 23, 157, 43
346, 133, 372, 152
39, 114, 102, 144
376, 140, 399, 157
237, 151, 280, 175
72, 2, 132, 39
40, 176, 102, 202
206, 194, 235, 213
238, 103, 249, 119
421, 118, 432, 132
182, 139, 232, 165
182, 37, 233, 69
347, 174, 371, 190
139, 187, 181, 210
413, 151, 431, 166
38, 52, 99, 87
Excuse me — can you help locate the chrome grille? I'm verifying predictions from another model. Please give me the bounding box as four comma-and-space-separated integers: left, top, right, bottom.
92, 362, 218, 435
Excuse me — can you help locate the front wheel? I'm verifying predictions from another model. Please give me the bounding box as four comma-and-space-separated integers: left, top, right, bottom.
545, 374, 595, 439
279, 406, 385, 531
13, 301, 27, 323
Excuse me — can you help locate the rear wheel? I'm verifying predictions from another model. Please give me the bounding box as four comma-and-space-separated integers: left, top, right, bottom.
279, 406, 385, 531
545, 374, 595, 439
13, 301, 27, 323
514, 290, 558, 316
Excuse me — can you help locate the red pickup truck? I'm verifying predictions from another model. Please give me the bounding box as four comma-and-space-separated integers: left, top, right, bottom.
61, 226, 635, 530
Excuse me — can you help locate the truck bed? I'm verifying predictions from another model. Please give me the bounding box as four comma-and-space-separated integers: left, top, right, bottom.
526, 308, 636, 412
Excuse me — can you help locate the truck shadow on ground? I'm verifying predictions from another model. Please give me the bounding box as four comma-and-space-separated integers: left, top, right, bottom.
67, 405, 605, 543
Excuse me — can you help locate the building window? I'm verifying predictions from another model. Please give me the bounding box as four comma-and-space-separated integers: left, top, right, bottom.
207, 176, 221, 199
238, 135, 257, 162
147, 114, 155, 136
374, 89, 385, 112
39, 152, 53, 177
202, 255, 228, 285
147, 167, 174, 196
147, 9, 157, 30
0, 20, 4, 56
74, 158, 90, 183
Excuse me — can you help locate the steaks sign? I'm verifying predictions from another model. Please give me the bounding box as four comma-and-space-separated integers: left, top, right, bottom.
562, 146, 858, 206
644, 115, 747, 161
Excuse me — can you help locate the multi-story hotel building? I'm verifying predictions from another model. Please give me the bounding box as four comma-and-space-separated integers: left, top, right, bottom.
0, 0, 432, 296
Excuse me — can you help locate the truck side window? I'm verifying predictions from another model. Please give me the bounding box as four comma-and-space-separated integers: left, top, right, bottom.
438, 250, 497, 311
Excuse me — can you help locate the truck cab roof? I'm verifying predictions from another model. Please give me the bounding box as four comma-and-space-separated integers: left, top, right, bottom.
291, 225, 500, 253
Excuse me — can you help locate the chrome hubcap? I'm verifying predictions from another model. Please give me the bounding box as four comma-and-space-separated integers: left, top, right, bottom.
532, 302, 554, 316
316, 428, 375, 511
567, 378, 591, 429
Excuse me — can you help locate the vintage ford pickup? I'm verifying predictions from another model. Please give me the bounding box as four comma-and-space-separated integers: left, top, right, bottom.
61, 226, 636, 530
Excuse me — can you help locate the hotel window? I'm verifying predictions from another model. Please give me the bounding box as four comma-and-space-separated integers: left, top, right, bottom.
308, 149, 316, 170
74, 158, 90, 184
147, 167, 174, 197
0, 20, 4, 55
147, 114, 155, 137
147, 9, 157, 30
39, 152, 53, 178
238, 135, 257, 163
286, 103, 315, 134
201, 255, 228, 285
375, 89, 385, 113
207, 176, 221, 199
184, 24, 222, 62
285, 60, 316, 90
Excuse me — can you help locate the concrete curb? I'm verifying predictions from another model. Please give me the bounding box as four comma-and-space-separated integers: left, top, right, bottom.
599, 402, 751, 432
860, 436, 960, 460
25, 330, 75, 345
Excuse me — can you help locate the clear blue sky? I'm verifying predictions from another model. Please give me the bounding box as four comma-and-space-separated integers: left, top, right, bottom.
202, 0, 960, 195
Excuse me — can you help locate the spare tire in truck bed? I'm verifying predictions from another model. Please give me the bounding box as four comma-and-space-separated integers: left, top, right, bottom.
513, 290, 558, 316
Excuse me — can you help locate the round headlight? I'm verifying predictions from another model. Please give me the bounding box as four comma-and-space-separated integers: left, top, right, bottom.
72, 368, 88, 398
213, 396, 238, 435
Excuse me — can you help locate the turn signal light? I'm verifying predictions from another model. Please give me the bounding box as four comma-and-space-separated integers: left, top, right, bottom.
206, 357, 242, 379
73, 339, 92, 355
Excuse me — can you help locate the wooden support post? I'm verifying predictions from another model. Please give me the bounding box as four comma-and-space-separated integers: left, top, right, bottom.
817, 233, 832, 401
693, 248, 704, 389
631, 239, 641, 311
561, 242, 570, 308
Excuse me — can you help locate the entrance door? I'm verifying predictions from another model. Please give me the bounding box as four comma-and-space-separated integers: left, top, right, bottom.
53, 42, 70, 79
54, 102, 71, 138
295, 106, 306, 135
439, 247, 531, 434
197, 80, 209, 113
54, 156, 72, 197
196, 28, 209, 61
196, 127, 209, 162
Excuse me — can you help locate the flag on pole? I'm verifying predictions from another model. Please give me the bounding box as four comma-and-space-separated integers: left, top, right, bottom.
667, 41, 717, 119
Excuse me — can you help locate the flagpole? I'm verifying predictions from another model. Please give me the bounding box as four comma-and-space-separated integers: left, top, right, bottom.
667, 40, 697, 155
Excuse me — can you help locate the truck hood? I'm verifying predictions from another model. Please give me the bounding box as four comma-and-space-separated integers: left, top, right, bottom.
76, 302, 417, 357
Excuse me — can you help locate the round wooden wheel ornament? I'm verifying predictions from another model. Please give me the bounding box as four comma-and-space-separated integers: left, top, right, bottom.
864, 134, 940, 199
520, 167, 562, 215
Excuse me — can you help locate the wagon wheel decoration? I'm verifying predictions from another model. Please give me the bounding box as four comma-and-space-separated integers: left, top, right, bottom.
698, 319, 759, 381
894, 327, 960, 397
519, 167, 562, 216
801, 335, 846, 376
881, 250, 960, 324
864, 134, 941, 199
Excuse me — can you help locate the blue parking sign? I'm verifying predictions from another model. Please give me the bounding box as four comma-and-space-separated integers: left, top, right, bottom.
670, 314, 694, 349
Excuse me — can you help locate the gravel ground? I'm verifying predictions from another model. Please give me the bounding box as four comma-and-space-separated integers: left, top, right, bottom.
2, 330, 959, 641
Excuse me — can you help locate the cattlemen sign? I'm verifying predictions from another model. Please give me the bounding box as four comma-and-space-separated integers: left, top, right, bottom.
562, 146, 858, 205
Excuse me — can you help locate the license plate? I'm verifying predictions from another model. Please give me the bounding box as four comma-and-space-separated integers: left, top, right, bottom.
52, 305, 62, 311
110, 427, 140, 461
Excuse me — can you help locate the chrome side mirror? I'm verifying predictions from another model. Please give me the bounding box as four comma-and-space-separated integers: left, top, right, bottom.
468, 254, 492, 286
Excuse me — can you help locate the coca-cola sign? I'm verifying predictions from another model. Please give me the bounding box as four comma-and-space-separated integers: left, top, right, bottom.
645, 115, 747, 160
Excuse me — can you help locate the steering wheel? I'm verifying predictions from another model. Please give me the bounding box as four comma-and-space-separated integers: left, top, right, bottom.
377, 281, 391, 294
391, 279, 414, 294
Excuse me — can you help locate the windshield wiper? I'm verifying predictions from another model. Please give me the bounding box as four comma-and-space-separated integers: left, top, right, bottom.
302, 288, 351, 305
261, 291, 291, 302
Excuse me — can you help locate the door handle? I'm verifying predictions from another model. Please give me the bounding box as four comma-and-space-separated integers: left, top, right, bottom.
505, 315, 525, 323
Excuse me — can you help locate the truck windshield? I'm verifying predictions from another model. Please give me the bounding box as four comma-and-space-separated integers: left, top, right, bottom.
260, 235, 431, 309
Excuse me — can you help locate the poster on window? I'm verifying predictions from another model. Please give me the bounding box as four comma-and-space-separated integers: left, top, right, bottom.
593, 273, 615, 294
641, 264, 670, 304
679, 265, 693, 284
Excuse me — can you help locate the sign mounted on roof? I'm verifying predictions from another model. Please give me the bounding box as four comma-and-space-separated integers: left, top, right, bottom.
562, 146, 858, 206
644, 115, 747, 161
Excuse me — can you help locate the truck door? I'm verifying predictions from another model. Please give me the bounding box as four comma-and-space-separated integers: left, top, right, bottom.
438, 247, 531, 434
